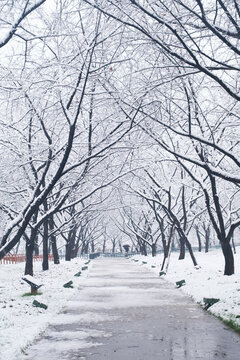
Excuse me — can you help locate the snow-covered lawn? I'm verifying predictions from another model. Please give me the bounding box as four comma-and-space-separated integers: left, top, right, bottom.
130, 248, 240, 330
0, 258, 90, 360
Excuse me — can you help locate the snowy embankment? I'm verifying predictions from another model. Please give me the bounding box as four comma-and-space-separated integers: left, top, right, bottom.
0, 258, 91, 360
130, 248, 240, 331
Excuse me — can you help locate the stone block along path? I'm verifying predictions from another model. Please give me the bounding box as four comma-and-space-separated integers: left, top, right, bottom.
22, 258, 240, 360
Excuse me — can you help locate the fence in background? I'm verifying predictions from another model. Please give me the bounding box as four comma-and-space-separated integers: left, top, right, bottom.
0, 254, 54, 264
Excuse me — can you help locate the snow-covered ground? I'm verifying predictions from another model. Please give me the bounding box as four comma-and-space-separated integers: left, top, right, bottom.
1, 248, 240, 360
130, 248, 240, 330
0, 257, 91, 360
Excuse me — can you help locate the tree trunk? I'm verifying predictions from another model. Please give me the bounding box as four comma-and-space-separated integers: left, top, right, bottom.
119, 241, 122, 253
65, 242, 71, 261
25, 239, 34, 276
84, 242, 89, 254
25, 212, 38, 276
185, 238, 198, 266
232, 235, 236, 254
112, 243, 116, 253
141, 241, 147, 256
195, 226, 202, 252
34, 234, 39, 256
73, 229, 82, 257
102, 238, 106, 253
221, 241, 234, 275
49, 215, 60, 264
42, 217, 49, 271
161, 225, 174, 271
65, 231, 73, 261
159, 218, 168, 257
151, 243, 157, 257
52, 237, 60, 264
178, 237, 185, 260
91, 240, 95, 253
65, 227, 77, 260
204, 224, 210, 253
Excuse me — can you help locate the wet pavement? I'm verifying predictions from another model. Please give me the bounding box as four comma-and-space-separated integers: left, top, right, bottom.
22, 257, 240, 360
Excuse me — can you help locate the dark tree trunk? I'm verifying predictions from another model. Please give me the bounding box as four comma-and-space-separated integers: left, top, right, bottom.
141, 241, 147, 256
65, 243, 71, 261
73, 229, 82, 257
112, 243, 116, 253
159, 218, 167, 257
91, 240, 95, 253
151, 243, 157, 257
42, 217, 49, 271
66, 232, 73, 261
80, 239, 85, 255
52, 237, 60, 264
178, 237, 185, 260
102, 238, 106, 253
25, 239, 34, 276
143, 245, 147, 256
119, 242, 122, 253
185, 238, 198, 266
34, 234, 39, 256
221, 241, 234, 275
49, 215, 60, 264
65, 227, 77, 260
232, 236, 236, 254
161, 225, 174, 271
196, 226, 202, 252
204, 224, 210, 253
84, 242, 89, 254
25, 212, 38, 276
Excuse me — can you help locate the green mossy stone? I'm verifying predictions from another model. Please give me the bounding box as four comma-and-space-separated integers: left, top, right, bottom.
32, 300, 48, 310
176, 280, 186, 288
63, 281, 74, 288
74, 272, 82, 277
203, 297, 220, 310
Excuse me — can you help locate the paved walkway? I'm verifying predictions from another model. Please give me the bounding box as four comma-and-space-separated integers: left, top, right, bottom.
23, 258, 239, 360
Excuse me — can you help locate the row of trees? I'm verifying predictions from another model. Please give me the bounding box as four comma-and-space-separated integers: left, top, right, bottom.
0, 0, 239, 275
